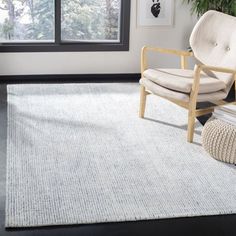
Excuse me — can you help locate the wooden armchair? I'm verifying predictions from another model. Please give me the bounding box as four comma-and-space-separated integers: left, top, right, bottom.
139, 11, 236, 143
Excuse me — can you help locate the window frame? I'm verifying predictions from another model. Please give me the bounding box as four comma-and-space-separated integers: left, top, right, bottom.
0, 0, 130, 52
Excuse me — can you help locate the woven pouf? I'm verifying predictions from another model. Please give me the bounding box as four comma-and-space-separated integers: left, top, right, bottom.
202, 119, 236, 164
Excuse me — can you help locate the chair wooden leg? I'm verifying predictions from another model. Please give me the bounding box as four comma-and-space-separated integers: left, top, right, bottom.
187, 108, 196, 143
139, 85, 147, 118
187, 65, 201, 143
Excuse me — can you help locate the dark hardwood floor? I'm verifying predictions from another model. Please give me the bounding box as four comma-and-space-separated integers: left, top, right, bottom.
0, 83, 235, 236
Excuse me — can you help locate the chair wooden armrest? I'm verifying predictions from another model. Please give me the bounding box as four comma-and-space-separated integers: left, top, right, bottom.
192, 65, 236, 94
196, 65, 236, 100
142, 46, 193, 57
198, 65, 236, 75
189, 64, 236, 129
192, 65, 236, 96
141, 46, 193, 73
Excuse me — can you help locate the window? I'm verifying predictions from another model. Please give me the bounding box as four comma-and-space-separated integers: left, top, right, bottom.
0, 0, 54, 43
0, 0, 130, 52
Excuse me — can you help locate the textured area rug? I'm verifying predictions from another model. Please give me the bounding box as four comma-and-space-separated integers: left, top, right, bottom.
6, 83, 236, 228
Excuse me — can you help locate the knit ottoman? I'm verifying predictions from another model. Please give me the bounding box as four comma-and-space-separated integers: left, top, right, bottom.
202, 118, 236, 164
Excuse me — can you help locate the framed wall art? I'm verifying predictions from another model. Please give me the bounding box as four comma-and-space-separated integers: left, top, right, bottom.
137, 0, 174, 26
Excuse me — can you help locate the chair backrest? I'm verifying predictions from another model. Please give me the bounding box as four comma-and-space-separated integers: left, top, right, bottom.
190, 10, 236, 91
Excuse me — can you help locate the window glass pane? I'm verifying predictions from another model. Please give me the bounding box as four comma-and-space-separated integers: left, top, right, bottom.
0, 0, 54, 43
61, 0, 121, 42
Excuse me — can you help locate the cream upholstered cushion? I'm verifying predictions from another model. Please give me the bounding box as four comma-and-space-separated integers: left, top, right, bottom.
140, 78, 227, 103
190, 10, 236, 92
143, 68, 226, 94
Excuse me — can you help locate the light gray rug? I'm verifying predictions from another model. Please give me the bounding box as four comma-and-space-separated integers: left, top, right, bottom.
6, 83, 236, 228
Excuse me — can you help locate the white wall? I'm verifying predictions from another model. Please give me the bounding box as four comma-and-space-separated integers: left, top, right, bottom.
0, 0, 196, 75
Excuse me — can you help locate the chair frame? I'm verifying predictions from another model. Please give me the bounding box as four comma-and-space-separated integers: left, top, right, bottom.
139, 46, 236, 143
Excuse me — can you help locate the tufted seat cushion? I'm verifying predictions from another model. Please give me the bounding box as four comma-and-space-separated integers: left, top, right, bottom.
143, 68, 226, 94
